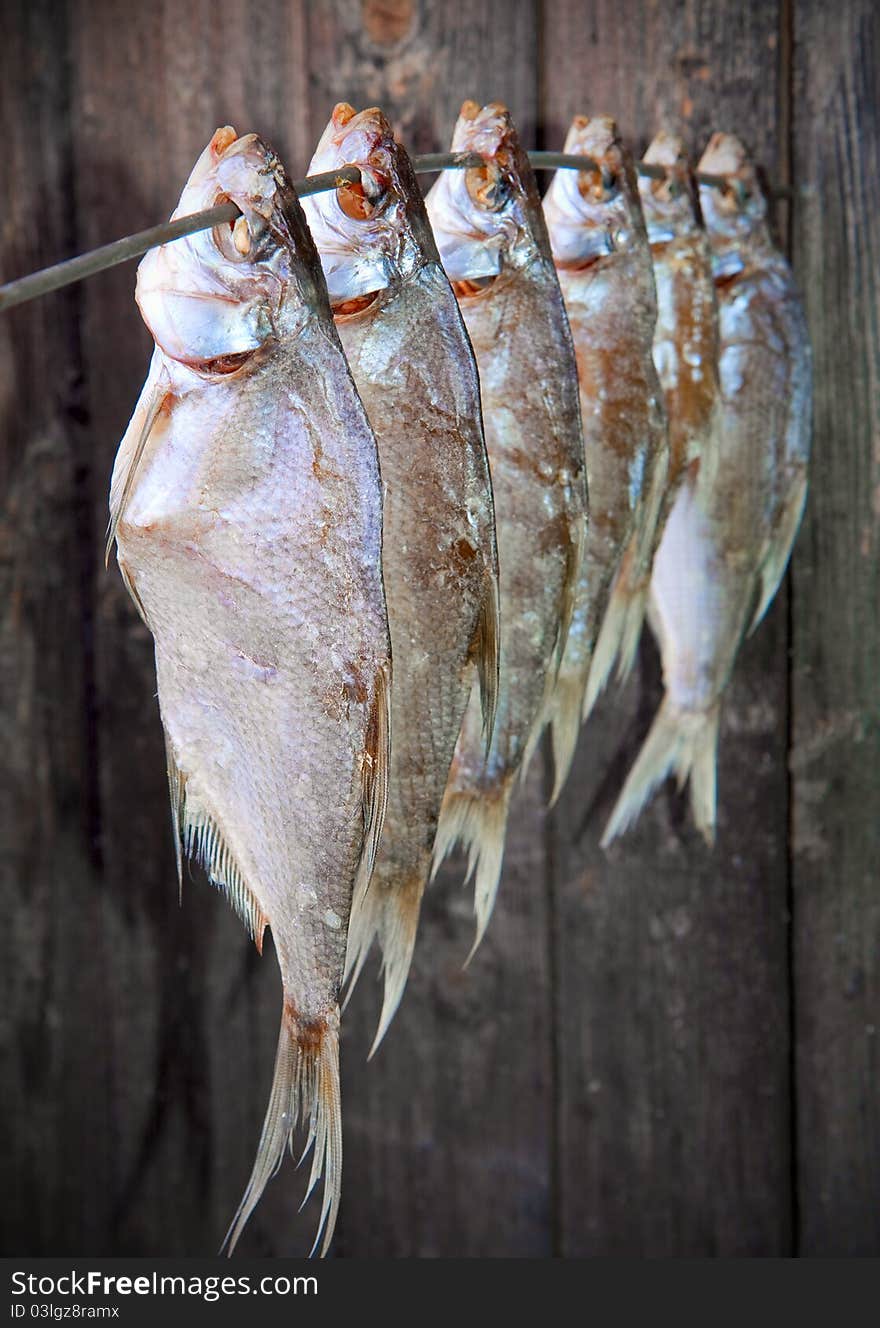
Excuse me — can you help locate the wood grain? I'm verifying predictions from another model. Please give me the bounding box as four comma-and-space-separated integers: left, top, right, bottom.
0, 0, 876, 1258
540, 0, 794, 1255
0, 0, 110, 1255
790, 0, 880, 1256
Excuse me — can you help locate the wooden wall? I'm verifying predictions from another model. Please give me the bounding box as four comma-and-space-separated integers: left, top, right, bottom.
1, 0, 876, 1257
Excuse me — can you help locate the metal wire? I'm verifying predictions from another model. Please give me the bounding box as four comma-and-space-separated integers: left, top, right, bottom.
0, 150, 757, 314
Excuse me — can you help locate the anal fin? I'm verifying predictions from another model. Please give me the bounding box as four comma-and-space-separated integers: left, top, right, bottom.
749, 470, 808, 634
165, 736, 267, 953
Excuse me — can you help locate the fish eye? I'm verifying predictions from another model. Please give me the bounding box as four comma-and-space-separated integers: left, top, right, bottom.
336, 174, 388, 222
465, 164, 510, 212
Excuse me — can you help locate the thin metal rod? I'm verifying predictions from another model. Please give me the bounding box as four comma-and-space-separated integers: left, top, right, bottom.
0, 165, 361, 314
407, 150, 485, 173
0, 151, 766, 315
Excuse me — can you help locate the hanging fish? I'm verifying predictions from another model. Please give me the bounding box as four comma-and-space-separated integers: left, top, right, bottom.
107, 128, 391, 1254
425, 100, 587, 948
302, 104, 499, 1047
541, 114, 667, 797
635, 131, 722, 503
604, 131, 811, 844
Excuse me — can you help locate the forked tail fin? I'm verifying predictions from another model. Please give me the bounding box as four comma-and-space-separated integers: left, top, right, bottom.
615, 582, 649, 686
223, 1003, 342, 1258
585, 445, 670, 716
431, 780, 513, 958
547, 664, 589, 805
344, 865, 424, 1057
601, 698, 721, 846
583, 569, 630, 721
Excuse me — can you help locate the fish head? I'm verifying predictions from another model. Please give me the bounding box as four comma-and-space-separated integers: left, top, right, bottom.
136, 127, 324, 371
638, 130, 701, 243
302, 103, 437, 307
542, 114, 647, 270
696, 132, 768, 251
424, 100, 544, 283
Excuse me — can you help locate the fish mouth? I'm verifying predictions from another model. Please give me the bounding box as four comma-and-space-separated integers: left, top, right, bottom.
640, 130, 695, 221
697, 130, 750, 177
464, 161, 512, 212
452, 100, 514, 161
566, 113, 621, 184
449, 99, 524, 202
544, 113, 632, 249
312, 103, 395, 222
696, 132, 763, 218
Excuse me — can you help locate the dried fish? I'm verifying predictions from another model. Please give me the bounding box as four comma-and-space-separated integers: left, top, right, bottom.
542, 115, 667, 796
108, 128, 391, 1253
604, 132, 811, 843
303, 104, 499, 1046
426, 101, 587, 947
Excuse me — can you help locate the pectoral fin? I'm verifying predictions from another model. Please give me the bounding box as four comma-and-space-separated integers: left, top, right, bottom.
749, 470, 808, 634
106, 359, 173, 564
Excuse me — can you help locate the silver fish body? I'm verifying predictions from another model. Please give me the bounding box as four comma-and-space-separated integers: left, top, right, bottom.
108, 129, 391, 1253
303, 104, 499, 1046
426, 101, 587, 947
604, 132, 811, 843
542, 115, 668, 797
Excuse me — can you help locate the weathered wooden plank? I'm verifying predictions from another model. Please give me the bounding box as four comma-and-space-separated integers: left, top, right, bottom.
790, 0, 880, 1256
300, 0, 554, 1258
540, 0, 794, 1254
9, 0, 873, 1262
0, 0, 112, 1256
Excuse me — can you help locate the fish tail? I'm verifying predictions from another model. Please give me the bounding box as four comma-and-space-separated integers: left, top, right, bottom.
432, 780, 513, 958
601, 698, 721, 846
547, 664, 589, 805
344, 871, 423, 1056
583, 573, 630, 721
222, 1002, 342, 1259
687, 709, 720, 845
615, 582, 649, 685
